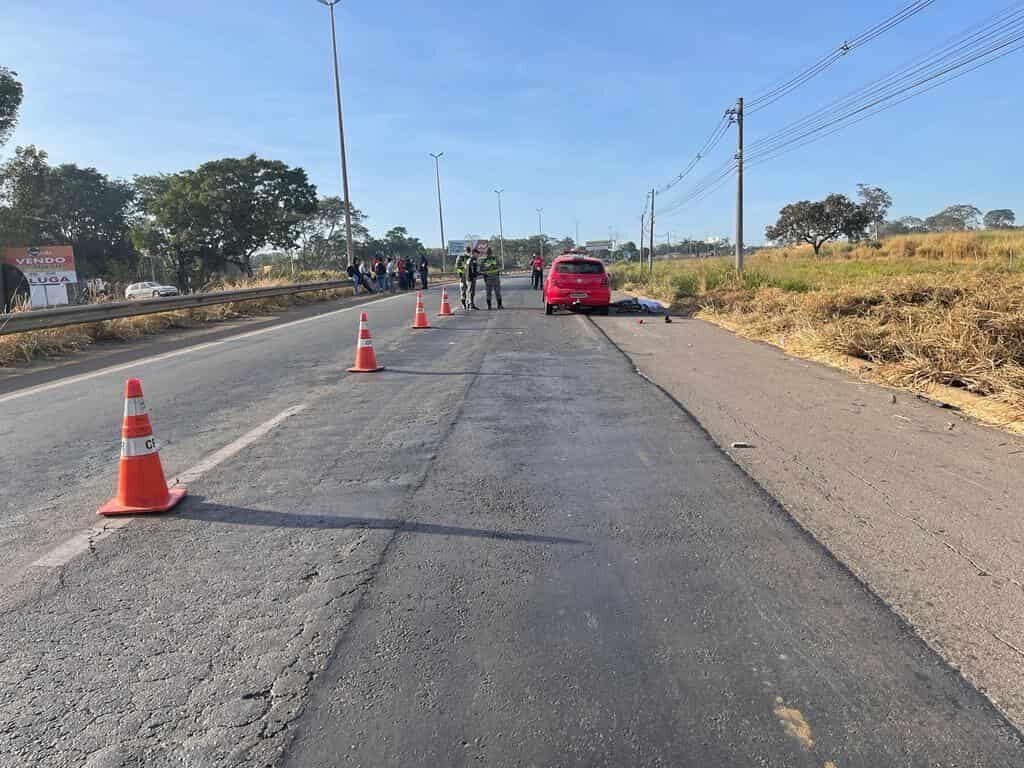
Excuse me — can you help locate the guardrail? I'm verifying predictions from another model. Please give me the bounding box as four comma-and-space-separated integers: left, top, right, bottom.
0, 280, 351, 337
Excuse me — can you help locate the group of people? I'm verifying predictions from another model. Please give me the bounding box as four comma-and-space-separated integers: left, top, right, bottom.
346, 255, 429, 295
454, 245, 503, 310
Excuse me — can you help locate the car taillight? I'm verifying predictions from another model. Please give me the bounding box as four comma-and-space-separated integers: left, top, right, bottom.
600, 276, 609, 288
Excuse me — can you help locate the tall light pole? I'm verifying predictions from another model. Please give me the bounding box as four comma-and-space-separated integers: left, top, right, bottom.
431, 152, 447, 273
494, 189, 505, 271
536, 208, 544, 264
318, 0, 355, 266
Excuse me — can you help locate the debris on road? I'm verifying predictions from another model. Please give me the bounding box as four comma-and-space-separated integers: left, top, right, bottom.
731, 441, 754, 449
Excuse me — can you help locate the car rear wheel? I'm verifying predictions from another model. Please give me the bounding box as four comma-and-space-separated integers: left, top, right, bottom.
545, 303, 553, 315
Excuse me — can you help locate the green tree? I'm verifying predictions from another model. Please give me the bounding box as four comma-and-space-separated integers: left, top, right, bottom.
983, 209, 1016, 230
856, 184, 893, 240
135, 155, 318, 279
765, 194, 871, 256
0, 67, 23, 147
925, 204, 982, 232
294, 196, 369, 269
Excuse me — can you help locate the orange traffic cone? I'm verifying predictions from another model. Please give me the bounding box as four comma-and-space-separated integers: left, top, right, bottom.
349, 311, 384, 372
412, 291, 431, 329
98, 378, 186, 517
438, 287, 453, 317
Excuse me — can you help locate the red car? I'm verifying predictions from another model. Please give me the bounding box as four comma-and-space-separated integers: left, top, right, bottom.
544, 251, 611, 315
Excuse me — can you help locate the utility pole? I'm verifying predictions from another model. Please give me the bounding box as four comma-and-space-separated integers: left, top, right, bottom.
640, 213, 645, 266
318, 0, 355, 267
494, 189, 505, 271
735, 96, 744, 273
536, 208, 544, 264
649, 188, 656, 274
431, 152, 446, 273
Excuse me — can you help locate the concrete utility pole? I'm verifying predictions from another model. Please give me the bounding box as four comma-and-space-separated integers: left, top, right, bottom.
431, 152, 447, 273
318, 0, 355, 266
536, 208, 544, 264
735, 96, 744, 273
640, 213, 645, 266
494, 189, 505, 270
649, 188, 656, 274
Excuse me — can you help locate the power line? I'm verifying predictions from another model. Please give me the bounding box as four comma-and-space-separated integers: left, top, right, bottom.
746, 4, 1024, 162
746, 0, 936, 114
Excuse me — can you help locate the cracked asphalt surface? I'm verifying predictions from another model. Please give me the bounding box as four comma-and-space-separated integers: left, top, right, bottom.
2, 278, 1022, 766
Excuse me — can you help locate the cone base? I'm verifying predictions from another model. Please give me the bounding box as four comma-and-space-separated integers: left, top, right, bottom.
412, 324, 431, 329
348, 364, 385, 373
98, 486, 186, 517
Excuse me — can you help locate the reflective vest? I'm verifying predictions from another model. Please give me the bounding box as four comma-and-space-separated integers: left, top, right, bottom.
481, 255, 499, 277
454, 254, 466, 276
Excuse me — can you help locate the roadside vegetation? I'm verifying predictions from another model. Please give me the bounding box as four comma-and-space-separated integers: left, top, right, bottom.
612, 230, 1024, 419
0, 275, 353, 366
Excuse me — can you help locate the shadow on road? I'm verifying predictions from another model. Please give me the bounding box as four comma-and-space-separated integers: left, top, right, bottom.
177, 498, 585, 545
384, 368, 568, 378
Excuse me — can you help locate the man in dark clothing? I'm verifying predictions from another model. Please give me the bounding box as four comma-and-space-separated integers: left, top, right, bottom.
418, 256, 429, 291
466, 251, 480, 310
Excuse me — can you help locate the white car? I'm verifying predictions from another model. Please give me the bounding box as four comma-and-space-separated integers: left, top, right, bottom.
125, 281, 179, 300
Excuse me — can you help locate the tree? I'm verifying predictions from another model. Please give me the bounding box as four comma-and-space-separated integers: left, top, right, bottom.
135, 155, 318, 278
983, 209, 1016, 230
293, 196, 368, 269
0, 67, 23, 147
765, 194, 871, 256
619, 241, 639, 260
924, 204, 982, 232
856, 184, 893, 240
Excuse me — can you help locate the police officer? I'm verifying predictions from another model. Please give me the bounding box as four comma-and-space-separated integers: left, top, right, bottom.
481, 246, 502, 309
456, 246, 469, 310
466, 248, 480, 310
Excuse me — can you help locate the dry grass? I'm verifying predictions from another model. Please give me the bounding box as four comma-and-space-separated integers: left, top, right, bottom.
0, 276, 354, 367
611, 231, 1024, 422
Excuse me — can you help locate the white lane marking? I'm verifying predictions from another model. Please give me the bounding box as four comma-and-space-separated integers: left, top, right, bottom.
0, 291, 417, 405
30, 518, 133, 568
29, 403, 309, 569
173, 403, 307, 486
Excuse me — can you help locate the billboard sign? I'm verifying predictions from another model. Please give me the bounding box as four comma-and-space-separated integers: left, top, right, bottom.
447, 240, 469, 257
2, 245, 78, 307
585, 240, 613, 252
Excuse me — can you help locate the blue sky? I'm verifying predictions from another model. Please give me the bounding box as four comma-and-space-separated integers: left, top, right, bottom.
2, 0, 1021, 246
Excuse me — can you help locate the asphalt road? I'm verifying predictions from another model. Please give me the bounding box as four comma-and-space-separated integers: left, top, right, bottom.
1, 278, 1021, 767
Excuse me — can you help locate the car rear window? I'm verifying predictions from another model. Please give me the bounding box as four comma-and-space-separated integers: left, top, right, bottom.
555, 261, 604, 275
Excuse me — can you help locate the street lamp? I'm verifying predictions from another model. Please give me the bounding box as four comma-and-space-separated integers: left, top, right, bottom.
430, 152, 447, 273
494, 189, 505, 271
317, 0, 355, 267
536, 208, 544, 264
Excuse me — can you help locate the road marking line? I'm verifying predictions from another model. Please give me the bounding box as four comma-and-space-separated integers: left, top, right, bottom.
0, 291, 417, 405
29, 403, 309, 569
174, 404, 307, 486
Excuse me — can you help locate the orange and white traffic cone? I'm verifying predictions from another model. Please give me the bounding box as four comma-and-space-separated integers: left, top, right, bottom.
438, 287, 453, 317
98, 378, 186, 517
412, 291, 431, 329
349, 311, 384, 372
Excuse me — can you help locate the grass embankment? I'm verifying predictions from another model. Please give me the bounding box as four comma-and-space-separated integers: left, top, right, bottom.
612, 231, 1024, 422
0, 273, 353, 367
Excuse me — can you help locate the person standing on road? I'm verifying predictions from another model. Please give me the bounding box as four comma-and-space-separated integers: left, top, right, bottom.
418, 255, 429, 291
530, 252, 544, 290
386, 257, 397, 292
456, 247, 469, 310
396, 257, 407, 291
482, 246, 503, 310
466, 248, 480, 310
347, 261, 361, 294
374, 257, 387, 293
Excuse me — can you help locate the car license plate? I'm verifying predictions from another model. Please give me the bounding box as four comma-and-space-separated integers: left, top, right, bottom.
570, 292, 587, 299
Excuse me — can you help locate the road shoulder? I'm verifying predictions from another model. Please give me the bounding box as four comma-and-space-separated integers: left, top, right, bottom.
593, 312, 1024, 730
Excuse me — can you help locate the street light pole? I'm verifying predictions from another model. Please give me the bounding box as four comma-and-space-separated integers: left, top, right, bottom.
318, 0, 355, 267
494, 189, 505, 271
431, 152, 447, 273
536, 208, 544, 264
